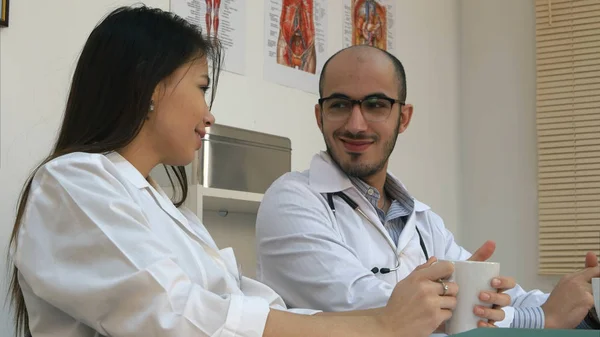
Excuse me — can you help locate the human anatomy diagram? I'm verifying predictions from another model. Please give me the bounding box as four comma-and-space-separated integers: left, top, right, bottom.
352, 0, 386, 50
276, 0, 317, 74
205, 0, 221, 38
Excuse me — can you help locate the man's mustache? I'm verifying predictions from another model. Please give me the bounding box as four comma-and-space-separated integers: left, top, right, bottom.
334, 131, 378, 142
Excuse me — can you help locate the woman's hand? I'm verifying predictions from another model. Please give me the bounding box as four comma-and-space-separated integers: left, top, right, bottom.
379, 258, 458, 337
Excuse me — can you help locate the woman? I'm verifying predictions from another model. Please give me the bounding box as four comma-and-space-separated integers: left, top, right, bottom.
7, 5, 460, 337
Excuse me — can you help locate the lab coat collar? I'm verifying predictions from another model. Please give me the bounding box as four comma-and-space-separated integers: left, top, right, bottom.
105, 151, 150, 189
104, 151, 191, 228
308, 151, 354, 193
308, 151, 431, 213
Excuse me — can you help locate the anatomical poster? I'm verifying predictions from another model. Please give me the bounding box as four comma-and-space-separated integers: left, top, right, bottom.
264, 0, 328, 94
343, 0, 395, 53
170, 0, 247, 75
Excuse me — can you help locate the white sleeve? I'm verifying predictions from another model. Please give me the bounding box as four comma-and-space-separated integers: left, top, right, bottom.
255, 178, 394, 312
15, 156, 271, 337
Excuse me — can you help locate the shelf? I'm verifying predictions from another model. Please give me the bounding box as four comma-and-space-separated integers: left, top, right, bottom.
196, 186, 264, 214
159, 185, 264, 217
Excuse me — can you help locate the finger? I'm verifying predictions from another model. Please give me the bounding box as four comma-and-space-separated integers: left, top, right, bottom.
577, 266, 600, 281
439, 309, 453, 323
585, 252, 599, 268
439, 296, 457, 310
467, 240, 496, 262
479, 292, 511, 307
474, 305, 505, 322
478, 321, 497, 328
490, 276, 516, 291
414, 257, 438, 271
423, 260, 454, 281
432, 280, 459, 297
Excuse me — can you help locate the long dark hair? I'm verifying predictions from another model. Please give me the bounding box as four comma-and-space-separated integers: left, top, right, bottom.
6, 5, 222, 336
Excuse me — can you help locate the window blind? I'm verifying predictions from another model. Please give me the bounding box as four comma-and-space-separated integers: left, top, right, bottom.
535, 0, 600, 275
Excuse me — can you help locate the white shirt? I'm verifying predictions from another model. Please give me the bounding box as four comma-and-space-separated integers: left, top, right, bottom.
13, 152, 317, 337
256, 151, 549, 334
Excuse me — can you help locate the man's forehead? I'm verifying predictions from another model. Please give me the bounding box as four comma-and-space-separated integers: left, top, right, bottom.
328, 48, 386, 68
322, 52, 396, 92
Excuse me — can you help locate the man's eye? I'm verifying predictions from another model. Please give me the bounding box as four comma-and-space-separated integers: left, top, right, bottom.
329, 100, 349, 109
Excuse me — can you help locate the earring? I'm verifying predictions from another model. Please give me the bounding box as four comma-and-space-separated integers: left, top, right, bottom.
149, 100, 155, 112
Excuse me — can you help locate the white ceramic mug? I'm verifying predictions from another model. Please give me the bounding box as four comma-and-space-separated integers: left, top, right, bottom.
592, 277, 600, 317
442, 260, 500, 335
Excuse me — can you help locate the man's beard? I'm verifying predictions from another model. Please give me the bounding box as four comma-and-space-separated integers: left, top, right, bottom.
324, 130, 398, 179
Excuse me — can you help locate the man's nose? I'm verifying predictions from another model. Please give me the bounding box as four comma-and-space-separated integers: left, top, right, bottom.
344, 104, 368, 133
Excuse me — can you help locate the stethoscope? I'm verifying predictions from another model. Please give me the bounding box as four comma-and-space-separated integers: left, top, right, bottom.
326, 191, 429, 276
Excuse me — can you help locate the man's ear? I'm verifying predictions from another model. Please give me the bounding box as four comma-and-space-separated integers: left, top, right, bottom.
398, 104, 414, 133
315, 103, 323, 132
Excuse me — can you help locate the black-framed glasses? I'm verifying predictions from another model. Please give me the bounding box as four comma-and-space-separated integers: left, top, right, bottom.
318, 95, 404, 122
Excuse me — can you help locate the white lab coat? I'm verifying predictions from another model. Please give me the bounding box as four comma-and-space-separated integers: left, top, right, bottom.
256, 151, 549, 335
13, 151, 317, 337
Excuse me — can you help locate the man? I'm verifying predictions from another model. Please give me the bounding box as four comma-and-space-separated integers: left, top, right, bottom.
255, 45, 599, 333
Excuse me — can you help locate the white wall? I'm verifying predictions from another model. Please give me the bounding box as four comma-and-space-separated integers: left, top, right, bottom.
459, 0, 560, 292
0, 0, 461, 334
388, 0, 461, 236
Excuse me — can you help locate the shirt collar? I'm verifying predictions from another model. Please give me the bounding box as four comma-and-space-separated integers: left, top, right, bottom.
308, 150, 430, 212
349, 175, 415, 214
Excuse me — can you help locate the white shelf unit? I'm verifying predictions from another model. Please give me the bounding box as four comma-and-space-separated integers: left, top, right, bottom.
161, 184, 264, 220
186, 185, 264, 220
151, 153, 265, 220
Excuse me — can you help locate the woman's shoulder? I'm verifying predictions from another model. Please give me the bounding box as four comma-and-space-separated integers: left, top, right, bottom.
32, 151, 124, 188
43, 151, 114, 168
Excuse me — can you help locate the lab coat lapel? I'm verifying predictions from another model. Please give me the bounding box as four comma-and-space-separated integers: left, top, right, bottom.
309, 151, 397, 250
383, 172, 421, 256
396, 209, 417, 254
147, 184, 239, 283
146, 182, 193, 232
104, 152, 209, 247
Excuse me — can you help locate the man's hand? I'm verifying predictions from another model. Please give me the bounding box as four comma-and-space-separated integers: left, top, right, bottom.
468, 240, 515, 327
585, 252, 600, 325
541, 252, 599, 329
468, 240, 496, 262
585, 251, 599, 268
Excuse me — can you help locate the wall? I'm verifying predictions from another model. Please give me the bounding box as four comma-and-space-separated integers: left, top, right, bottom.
459, 0, 560, 292
388, 0, 461, 239
0, 0, 461, 334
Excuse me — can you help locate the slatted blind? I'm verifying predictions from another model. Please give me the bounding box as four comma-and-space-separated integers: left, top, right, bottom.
535, 0, 600, 275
